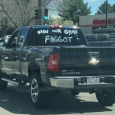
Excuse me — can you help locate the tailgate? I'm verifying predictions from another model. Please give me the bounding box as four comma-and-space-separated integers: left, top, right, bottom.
56, 46, 100, 76
52, 46, 115, 76
60, 46, 90, 65
88, 47, 115, 63
87, 47, 115, 75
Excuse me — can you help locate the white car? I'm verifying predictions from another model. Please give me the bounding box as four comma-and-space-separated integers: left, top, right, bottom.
0, 37, 3, 40
5, 35, 11, 43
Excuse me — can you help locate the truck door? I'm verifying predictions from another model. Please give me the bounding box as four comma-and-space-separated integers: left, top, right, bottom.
12, 28, 28, 76
2, 30, 21, 74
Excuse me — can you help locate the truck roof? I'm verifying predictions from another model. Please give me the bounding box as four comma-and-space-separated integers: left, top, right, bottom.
20, 25, 80, 30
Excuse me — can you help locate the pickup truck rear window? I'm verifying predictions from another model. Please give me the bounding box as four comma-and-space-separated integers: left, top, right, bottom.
27, 28, 87, 46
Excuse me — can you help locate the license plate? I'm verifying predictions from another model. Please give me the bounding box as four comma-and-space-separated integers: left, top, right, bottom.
87, 77, 100, 84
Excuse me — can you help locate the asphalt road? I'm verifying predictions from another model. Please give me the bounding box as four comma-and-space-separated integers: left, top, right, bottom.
0, 84, 115, 115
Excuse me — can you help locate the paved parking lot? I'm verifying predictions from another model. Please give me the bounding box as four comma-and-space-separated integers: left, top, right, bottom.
0, 84, 115, 115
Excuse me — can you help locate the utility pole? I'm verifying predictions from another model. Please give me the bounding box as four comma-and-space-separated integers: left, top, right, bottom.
106, 0, 108, 28
38, 0, 44, 25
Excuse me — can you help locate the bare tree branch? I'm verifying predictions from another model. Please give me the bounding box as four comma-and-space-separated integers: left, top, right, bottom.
0, 17, 9, 39
0, 0, 19, 27
26, 16, 35, 25
0, 0, 55, 27
14, 0, 24, 23
0, 10, 3, 12
44, 0, 53, 6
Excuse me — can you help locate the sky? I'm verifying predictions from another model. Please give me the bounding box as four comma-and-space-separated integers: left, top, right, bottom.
84, 0, 115, 15
50, 0, 115, 18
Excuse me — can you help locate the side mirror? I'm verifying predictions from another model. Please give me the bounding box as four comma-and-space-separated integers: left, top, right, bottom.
0, 40, 5, 46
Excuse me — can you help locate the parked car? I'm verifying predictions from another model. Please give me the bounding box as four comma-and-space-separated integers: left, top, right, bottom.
0, 25, 115, 109
92, 28, 115, 41
0, 37, 4, 46
85, 34, 115, 46
4, 35, 11, 43
0, 35, 11, 46
0, 37, 3, 40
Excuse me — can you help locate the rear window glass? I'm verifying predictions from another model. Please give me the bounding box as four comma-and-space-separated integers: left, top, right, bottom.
85, 35, 97, 42
27, 28, 86, 46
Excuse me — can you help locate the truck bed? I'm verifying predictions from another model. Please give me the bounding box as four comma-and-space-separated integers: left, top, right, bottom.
51, 46, 115, 76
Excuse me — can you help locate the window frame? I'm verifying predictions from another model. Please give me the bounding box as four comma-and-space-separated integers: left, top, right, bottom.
17, 28, 28, 48
6, 29, 21, 48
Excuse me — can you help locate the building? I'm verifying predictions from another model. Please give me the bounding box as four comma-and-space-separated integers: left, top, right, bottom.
79, 13, 115, 34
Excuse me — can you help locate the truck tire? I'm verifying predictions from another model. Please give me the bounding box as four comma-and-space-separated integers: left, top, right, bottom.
0, 78, 8, 91
30, 74, 58, 108
96, 91, 115, 106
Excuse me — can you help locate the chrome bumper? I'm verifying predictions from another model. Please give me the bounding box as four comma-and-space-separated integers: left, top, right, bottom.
50, 76, 115, 88
50, 77, 74, 88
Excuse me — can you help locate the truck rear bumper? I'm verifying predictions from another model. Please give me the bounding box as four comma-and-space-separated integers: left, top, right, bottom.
50, 76, 115, 90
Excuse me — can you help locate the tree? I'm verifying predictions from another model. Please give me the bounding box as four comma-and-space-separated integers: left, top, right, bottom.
0, 0, 54, 28
0, 0, 38, 27
57, 0, 91, 25
49, 17, 73, 26
112, 4, 115, 13
44, 0, 53, 7
96, 1, 113, 14
0, 17, 9, 39
0, 0, 55, 37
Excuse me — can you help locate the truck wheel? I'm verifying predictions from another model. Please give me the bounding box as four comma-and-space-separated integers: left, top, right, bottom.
0, 78, 8, 91
30, 74, 57, 108
96, 91, 115, 106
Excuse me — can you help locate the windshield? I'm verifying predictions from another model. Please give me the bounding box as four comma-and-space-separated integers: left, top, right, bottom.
27, 28, 87, 46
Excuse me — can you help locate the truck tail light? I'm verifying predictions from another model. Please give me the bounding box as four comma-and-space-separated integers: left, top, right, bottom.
48, 54, 59, 72
49, 25, 63, 28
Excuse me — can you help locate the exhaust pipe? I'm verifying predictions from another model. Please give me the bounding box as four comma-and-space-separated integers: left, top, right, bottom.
1, 78, 19, 85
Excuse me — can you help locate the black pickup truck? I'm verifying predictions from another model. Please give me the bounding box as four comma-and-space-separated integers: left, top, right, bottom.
0, 25, 115, 108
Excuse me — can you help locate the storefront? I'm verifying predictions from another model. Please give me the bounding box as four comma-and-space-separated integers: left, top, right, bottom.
79, 13, 115, 34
